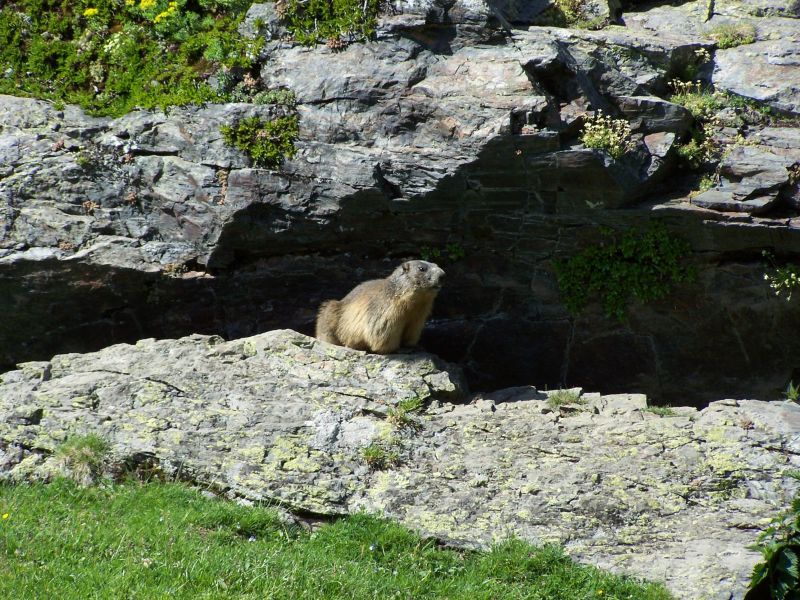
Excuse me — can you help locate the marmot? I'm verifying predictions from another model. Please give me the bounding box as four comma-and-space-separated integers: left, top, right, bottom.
315, 260, 445, 354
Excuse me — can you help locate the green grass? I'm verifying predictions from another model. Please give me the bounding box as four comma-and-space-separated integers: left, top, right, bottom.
707, 22, 756, 49
644, 406, 677, 417
547, 389, 585, 409
0, 479, 673, 599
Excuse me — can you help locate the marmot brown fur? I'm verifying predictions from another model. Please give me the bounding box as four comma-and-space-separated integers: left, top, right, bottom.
315, 260, 445, 354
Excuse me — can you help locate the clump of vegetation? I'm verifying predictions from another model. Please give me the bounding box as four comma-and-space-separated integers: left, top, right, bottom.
580, 110, 635, 159
745, 472, 800, 599
53, 433, 110, 486
386, 397, 424, 429
676, 47, 712, 81
220, 115, 299, 168
677, 122, 719, 169
763, 250, 800, 301
708, 22, 757, 49
668, 80, 724, 170
547, 389, 584, 409
644, 406, 677, 417
554, 224, 695, 320
669, 80, 725, 121
277, 0, 381, 46
0, 479, 674, 598
420, 243, 466, 262
536, 0, 608, 30
361, 440, 401, 470
0, 0, 260, 116
785, 381, 800, 403
688, 173, 718, 198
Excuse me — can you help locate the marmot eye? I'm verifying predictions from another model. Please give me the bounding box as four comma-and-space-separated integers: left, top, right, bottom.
418, 265, 427, 272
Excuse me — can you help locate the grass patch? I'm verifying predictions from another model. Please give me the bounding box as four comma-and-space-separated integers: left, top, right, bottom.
53, 434, 110, 486
707, 22, 757, 49
0, 0, 259, 116
644, 406, 677, 417
546, 389, 585, 409
0, 479, 673, 599
360, 441, 401, 470
386, 396, 424, 428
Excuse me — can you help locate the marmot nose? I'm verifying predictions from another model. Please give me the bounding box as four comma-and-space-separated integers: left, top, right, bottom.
437, 269, 446, 281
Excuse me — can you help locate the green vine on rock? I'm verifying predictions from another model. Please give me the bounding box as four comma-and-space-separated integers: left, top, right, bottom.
553, 224, 695, 320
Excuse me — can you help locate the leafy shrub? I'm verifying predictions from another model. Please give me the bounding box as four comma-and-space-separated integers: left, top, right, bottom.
708, 22, 757, 49
580, 110, 635, 159
0, 0, 259, 116
745, 473, 800, 600
554, 224, 695, 320
279, 0, 381, 46
220, 115, 299, 168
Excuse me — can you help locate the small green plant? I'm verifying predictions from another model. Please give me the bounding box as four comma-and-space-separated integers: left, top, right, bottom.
554, 224, 695, 320
279, 0, 381, 46
689, 173, 718, 198
677, 47, 712, 81
644, 405, 677, 417
547, 389, 584, 409
580, 110, 635, 159
54, 433, 110, 486
220, 115, 299, 169
669, 80, 726, 121
253, 88, 297, 106
387, 397, 424, 428
745, 472, 800, 599
785, 382, 800, 403
708, 22, 757, 49
361, 441, 401, 470
763, 251, 800, 301
677, 122, 719, 169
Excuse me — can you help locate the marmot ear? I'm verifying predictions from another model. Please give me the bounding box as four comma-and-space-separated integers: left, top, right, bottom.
402, 262, 411, 273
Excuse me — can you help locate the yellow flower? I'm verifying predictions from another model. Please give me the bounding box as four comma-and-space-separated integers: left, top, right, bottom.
153, 10, 170, 22
83, 7, 99, 17
126, 0, 134, 5
139, 0, 156, 9
2, 513, 8, 520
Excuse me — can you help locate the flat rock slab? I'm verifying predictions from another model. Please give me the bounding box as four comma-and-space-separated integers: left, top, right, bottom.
1, 330, 799, 599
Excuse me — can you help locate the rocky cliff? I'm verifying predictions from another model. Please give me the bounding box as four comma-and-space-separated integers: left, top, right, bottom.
2, 330, 798, 599
2, 0, 800, 402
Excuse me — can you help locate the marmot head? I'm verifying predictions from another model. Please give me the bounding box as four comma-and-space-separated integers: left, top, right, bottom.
392, 260, 445, 292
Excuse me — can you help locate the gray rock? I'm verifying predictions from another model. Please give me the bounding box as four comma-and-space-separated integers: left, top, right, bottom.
3, 0, 800, 408
0, 330, 797, 600
692, 128, 800, 213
